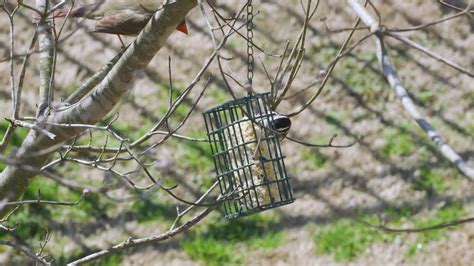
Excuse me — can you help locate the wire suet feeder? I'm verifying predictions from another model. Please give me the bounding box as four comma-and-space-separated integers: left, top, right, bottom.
203, 93, 295, 219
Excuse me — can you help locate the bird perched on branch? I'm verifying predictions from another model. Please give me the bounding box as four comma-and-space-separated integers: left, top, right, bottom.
52, 0, 188, 35
225, 112, 291, 207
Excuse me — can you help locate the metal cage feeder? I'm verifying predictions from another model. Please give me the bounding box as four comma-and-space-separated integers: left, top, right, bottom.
203, 93, 295, 219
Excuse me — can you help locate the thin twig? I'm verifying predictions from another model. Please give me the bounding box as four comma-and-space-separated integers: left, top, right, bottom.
6, 119, 56, 140
389, 9, 469, 32
285, 1, 369, 117
67, 196, 223, 265
354, 216, 474, 233
0, 240, 50, 265
0, 190, 88, 209
286, 134, 363, 148
16, 32, 39, 117
386, 32, 473, 78
0, 120, 16, 153
438, 0, 474, 13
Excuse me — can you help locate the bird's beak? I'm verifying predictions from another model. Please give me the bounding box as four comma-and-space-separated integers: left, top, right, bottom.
176, 20, 188, 34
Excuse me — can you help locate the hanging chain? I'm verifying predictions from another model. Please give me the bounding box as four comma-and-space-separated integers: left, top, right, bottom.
246, 0, 254, 88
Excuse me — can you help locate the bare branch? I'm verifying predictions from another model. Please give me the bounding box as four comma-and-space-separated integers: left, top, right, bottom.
386, 32, 473, 77
6, 119, 56, 140
67, 197, 222, 265
0, 189, 88, 210
170, 181, 219, 230
0, 240, 50, 265
389, 9, 470, 32
354, 215, 474, 233
16, 32, 39, 117
64, 51, 124, 105
1, 2, 19, 118
285, 1, 369, 117
286, 134, 363, 148
438, 0, 474, 13
347, 0, 474, 179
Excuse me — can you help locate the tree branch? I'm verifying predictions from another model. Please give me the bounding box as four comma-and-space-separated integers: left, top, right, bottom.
346, 0, 474, 179
36, 0, 55, 117
0, 0, 198, 219
67, 199, 220, 265
0, 240, 50, 265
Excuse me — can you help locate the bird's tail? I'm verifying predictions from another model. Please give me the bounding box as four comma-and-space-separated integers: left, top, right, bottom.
176, 20, 189, 35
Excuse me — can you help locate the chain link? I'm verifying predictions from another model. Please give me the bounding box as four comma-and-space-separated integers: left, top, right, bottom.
246, 0, 254, 88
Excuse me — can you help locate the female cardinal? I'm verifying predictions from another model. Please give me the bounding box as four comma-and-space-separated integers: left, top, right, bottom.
53, 0, 188, 35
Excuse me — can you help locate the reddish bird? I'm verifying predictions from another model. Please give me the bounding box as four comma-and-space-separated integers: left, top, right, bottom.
53, 0, 188, 35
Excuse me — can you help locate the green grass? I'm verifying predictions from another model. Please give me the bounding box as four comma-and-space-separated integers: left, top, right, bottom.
1, 178, 65, 241
209, 86, 230, 104
313, 202, 466, 261
181, 214, 284, 265
324, 111, 345, 128
109, 121, 148, 140
0, 120, 29, 146
0, 176, 150, 263
248, 230, 284, 250
132, 196, 175, 224
410, 168, 446, 194
225, 37, 246, 50
416, 90, 436, 105
382, 129, 416, 158
55, 250, 123, 266
335, 53, 385, 103
0, 177, 107, 243
93, 254, 123, 266
314, 216, 383, 261
302, 148, 328, 168
382, 206, 413, 224
406, 202, 465, 257
467, 122, 474, 135
154, 84, 193, 124
176, 130, 215, 188
182, 238, 242, 266
0, 120, 29, 171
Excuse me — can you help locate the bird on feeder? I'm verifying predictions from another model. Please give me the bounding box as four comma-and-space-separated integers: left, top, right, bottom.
225, 112, 291, 207
51, 0, 188, 35
268, 113, 292, 140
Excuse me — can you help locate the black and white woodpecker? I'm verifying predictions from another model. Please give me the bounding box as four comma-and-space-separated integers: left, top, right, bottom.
224, 111, 291, 206
266, 112, 291, 140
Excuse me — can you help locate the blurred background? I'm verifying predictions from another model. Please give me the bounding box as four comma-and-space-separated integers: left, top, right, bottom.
0, 0, 473, 264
